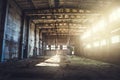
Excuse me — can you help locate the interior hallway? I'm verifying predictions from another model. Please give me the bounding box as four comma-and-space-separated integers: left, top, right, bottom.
1, 0, 120, 80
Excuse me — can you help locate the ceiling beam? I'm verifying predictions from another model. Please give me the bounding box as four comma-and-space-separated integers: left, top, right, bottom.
54, 0, 59, 7
13, 0, 22, 10
23, 7, 101, 14
43, 33, 82, 36
36, 22, 90, 26
27, 0, 35, 9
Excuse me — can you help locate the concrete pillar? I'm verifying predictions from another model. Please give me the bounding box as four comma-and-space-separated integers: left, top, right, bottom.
0, 0, 8, 62
23, 16, 30, 58
18, 12, 25, 60
42, 34, 45, 56
33, 25, 37, 56
39, 29, 41, 55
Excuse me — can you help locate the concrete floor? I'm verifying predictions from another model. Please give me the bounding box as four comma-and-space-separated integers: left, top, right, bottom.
0, 56, 120, 80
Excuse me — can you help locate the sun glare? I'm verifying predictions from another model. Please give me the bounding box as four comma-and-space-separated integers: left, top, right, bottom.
35, 54, 61, 67
86, 44, 91, 48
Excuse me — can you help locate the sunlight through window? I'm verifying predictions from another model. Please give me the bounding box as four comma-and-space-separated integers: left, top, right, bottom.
93, 41, 100, 47
35, 55, 60, 67
111, 35, 120, 43
101, 40, 107, 46
51, 45, 55, 50
86, 44, 91, 48
63, 45, 67, 50
109, 8, 120, 22
46, 45, 49, 50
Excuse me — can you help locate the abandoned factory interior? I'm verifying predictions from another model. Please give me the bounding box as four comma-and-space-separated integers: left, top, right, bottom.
1, 0, 120, 80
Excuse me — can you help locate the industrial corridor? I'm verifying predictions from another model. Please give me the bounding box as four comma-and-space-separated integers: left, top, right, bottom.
0, 0, 120, 80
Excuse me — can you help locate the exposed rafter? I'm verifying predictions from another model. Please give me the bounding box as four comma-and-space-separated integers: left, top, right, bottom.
24, 8, 101, 15
13, 0, 115, 36
28, 0, 35, 9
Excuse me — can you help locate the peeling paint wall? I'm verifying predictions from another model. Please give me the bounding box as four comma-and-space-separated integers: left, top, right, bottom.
4, 0, 21, 60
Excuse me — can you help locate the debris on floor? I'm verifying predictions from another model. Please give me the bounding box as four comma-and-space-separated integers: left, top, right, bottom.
0, 56, 120, 80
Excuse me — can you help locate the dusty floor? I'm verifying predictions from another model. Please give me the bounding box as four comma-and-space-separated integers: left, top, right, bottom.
0, 56, 120, 80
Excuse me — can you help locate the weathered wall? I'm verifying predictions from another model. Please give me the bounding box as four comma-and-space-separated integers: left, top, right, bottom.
3, 0, 21, 60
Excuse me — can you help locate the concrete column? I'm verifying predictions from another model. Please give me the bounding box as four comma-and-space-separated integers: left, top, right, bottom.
0, 0, 8, 62
35, 25, 37, 47
33, 25, 37, 56
18, 12, 25, 60
39, 29, 41, 55
42, 34, 45, 56
23, 16, 30, 58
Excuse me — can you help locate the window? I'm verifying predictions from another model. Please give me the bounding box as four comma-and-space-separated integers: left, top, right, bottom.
109, 8, 120, 22
63, 45, 67, 50
46, 45, 49, 50
51, 45, 55, 50
101, 40, 106, 46
86, 44, 91, 48
40, 41, 42, 48
111, 35, 120, 43
93, 41, 100, 47
57, 45, 60, 50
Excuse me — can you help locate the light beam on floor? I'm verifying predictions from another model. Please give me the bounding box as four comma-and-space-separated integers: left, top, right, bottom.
35, 54, 60, 67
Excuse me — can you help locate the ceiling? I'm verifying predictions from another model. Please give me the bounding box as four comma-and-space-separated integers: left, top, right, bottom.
14, 0, 117, 36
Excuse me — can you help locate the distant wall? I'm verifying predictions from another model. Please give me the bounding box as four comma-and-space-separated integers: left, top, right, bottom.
45, 50, 68, 56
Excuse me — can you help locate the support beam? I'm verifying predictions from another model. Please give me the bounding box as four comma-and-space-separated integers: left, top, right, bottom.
42, 33, 46, 56
24, 7, 100, 15
39, 29, 41, 55
27, 10, 100, 16
23, 16, 30, 58
30, 15, 93, 20
36, 22, 90, 26
18, 12, 25, 60
33, 25, 37, 56
0, 0, 8, 62
28, 0, 35, 9
34, 25, 37, 48
54, 0, 59, 7
13, 0, 22, 11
